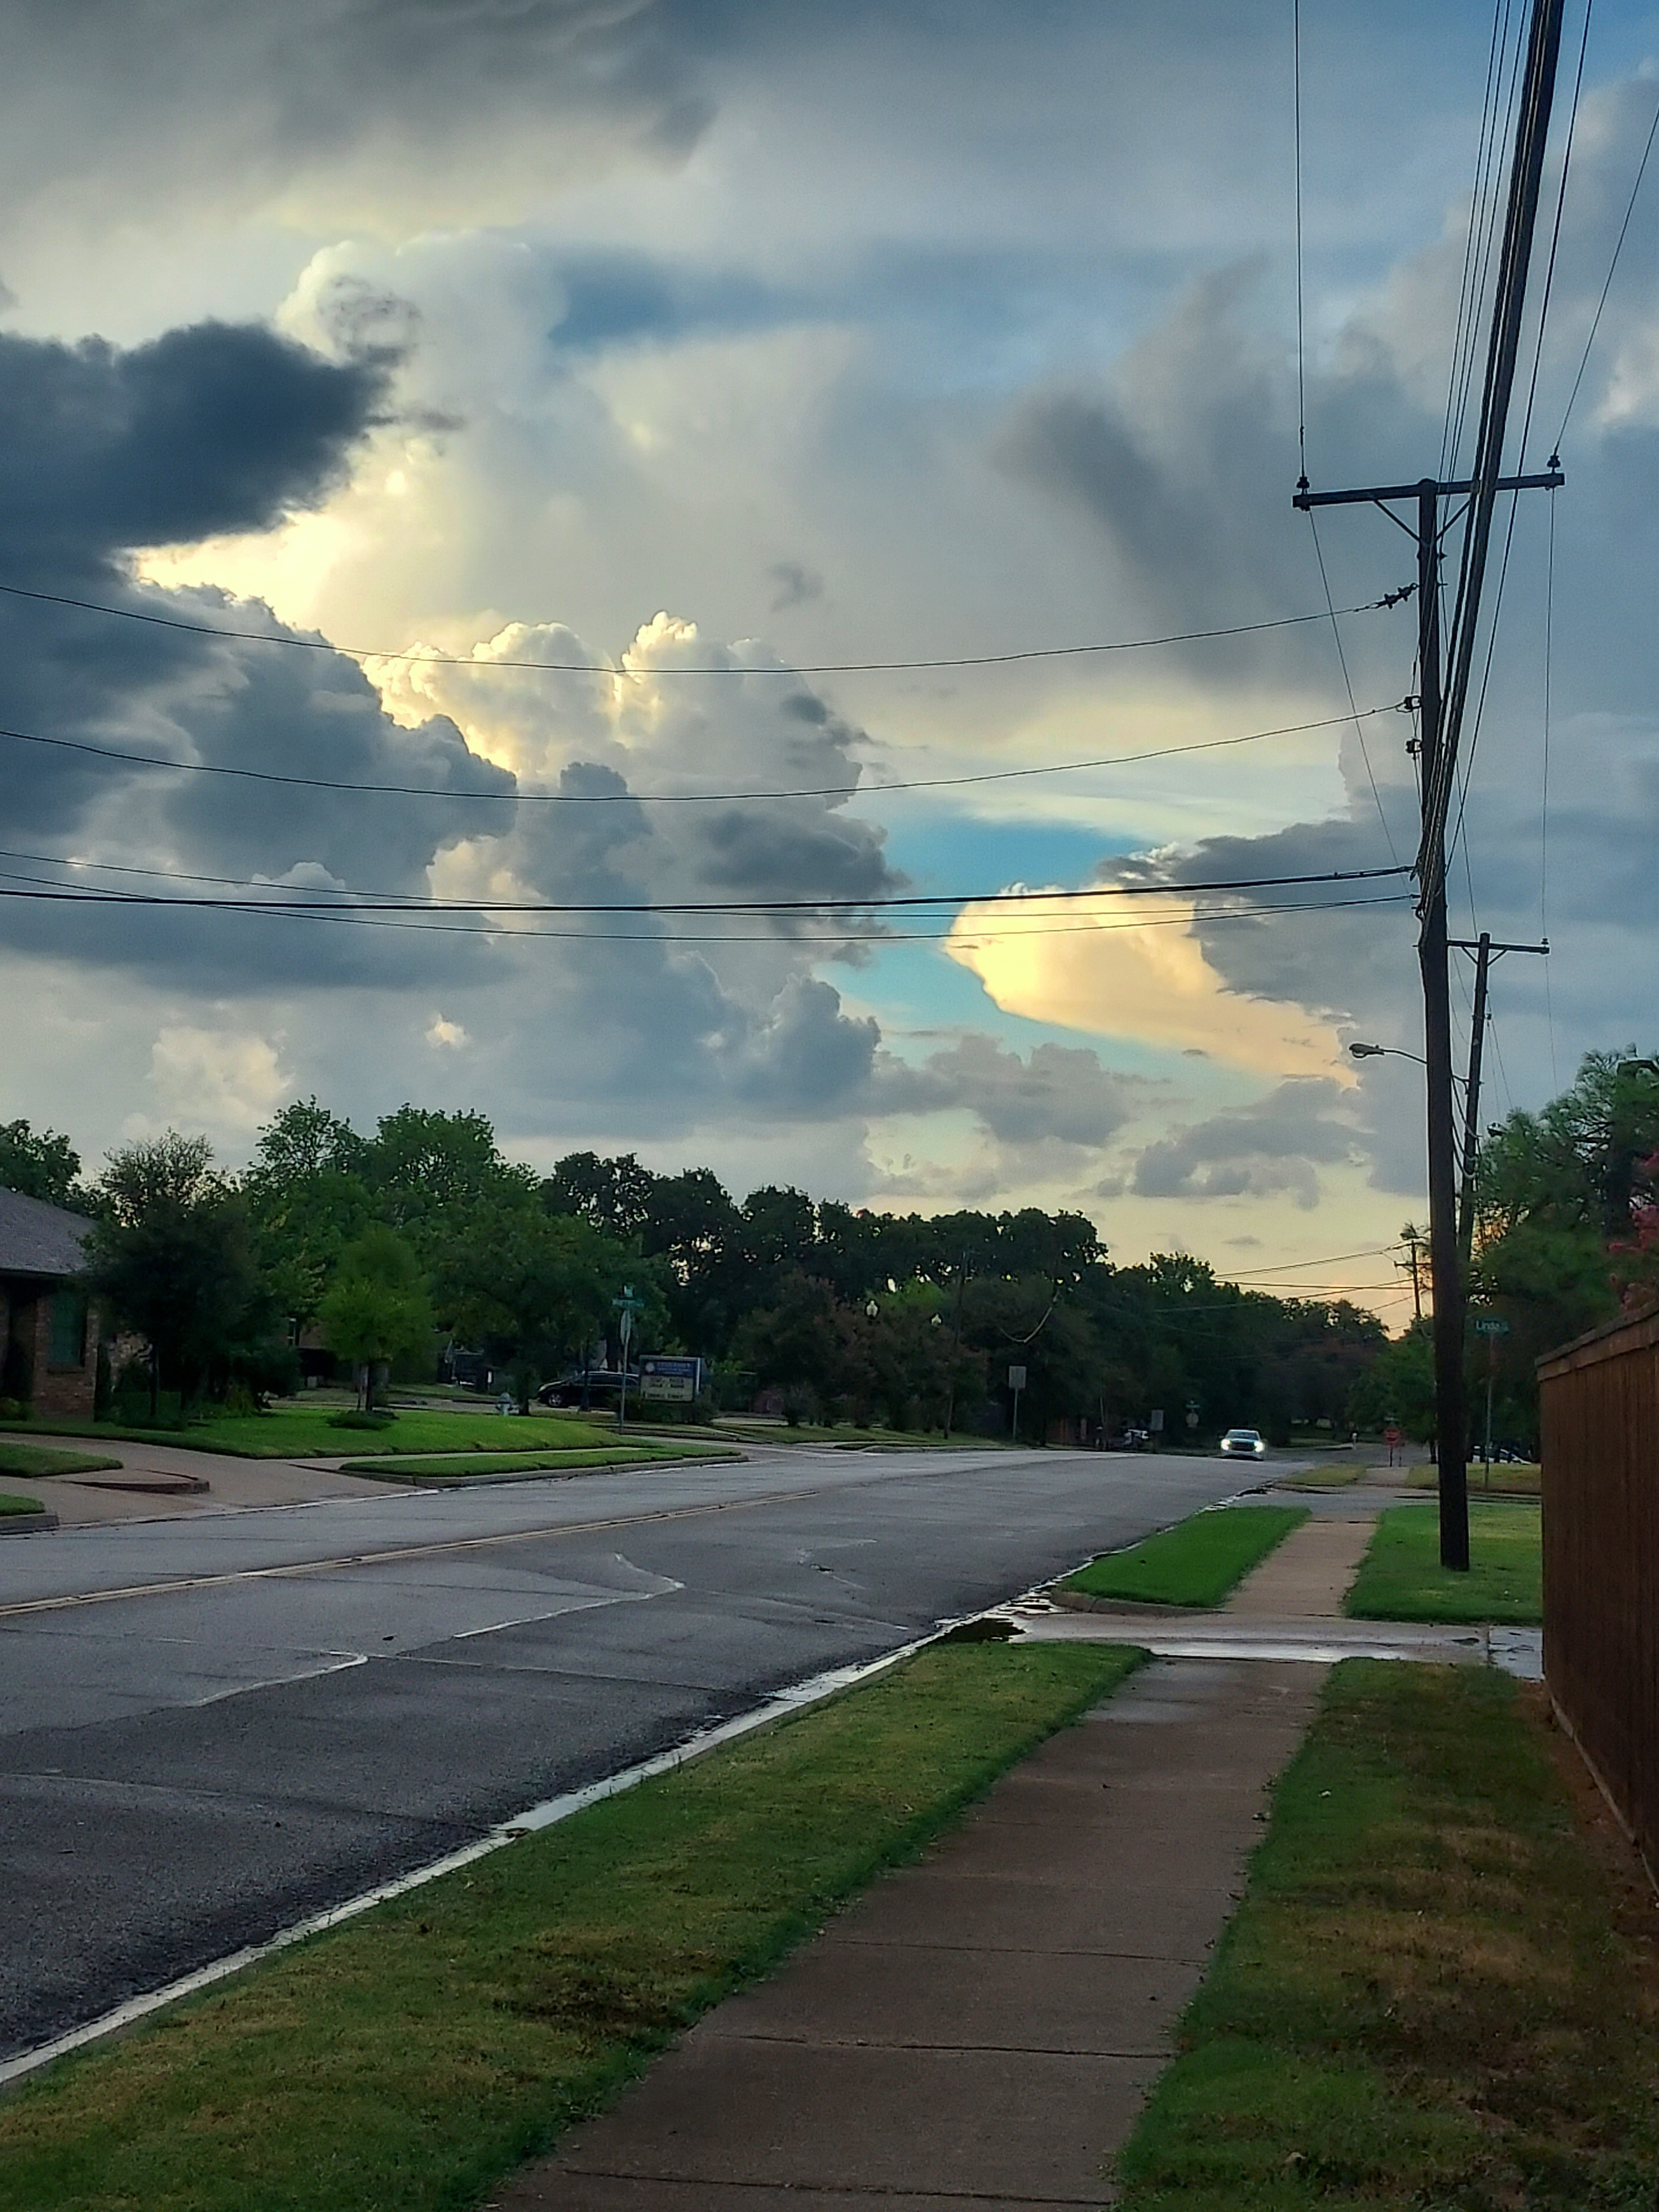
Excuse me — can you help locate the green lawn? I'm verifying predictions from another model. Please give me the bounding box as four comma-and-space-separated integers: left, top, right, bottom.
0, 1440, 123, 1480
1274, 1463, 1365, 1490
0, 1640, 1141, 2212
0, 1408, 626, 1460
0, 1491, 44, 1516
1406, 1459, 1542, 1495
1345, 1499, 1542, 1624
340, 1443, 738, 1481
1061, 1505, 1308, 1609
1114, 1661, 1659, 2209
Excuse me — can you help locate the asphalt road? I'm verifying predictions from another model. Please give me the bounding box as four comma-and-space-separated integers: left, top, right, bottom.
0, 1443, 1262, 2060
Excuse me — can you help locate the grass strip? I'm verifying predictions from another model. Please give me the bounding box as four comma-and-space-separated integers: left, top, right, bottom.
0, 1441, 122, 1479
0, 1492, 44, 1516
0, 1410, 620, 1459
1345, 1499, 1541, 1623
1114, 1660, 1659, 2209
338, 1444, 739, 1481
0, 1639, 1141, 2212
1406, 1460, 1541, 1495
1062, 1505, 1308, 1608
1274, 1464, 1365, 1490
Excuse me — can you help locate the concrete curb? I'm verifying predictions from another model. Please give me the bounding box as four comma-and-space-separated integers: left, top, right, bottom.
0, 1510, 58, 1536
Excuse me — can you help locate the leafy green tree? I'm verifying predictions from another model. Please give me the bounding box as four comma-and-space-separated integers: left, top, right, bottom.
437, 1209, 632, 1410
366, 1106, 537, 1259
82, 1133, 278, 1413
243, 1100, 375, 1327
544, 1150, 660, 1241
318, 1227, 432, 1409
0, 1118, 84, 1208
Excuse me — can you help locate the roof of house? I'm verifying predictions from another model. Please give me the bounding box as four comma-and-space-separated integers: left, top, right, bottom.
0, 1187, 95, 1281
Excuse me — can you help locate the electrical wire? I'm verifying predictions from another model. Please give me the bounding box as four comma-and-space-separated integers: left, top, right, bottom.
0, 863, 1408, 919
1542, 486, 1559, 1084
1305, 511, 1402, 862
1553, 64, 1659, 450
1443, 0, 1521, 477
1293, 0, 1308, 479
0, 875, 1410, 946
0, 702, 1405, 809
0, 580, 1401, 679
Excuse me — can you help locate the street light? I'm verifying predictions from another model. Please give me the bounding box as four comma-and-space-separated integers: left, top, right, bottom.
1350, 1041, 1425, 1066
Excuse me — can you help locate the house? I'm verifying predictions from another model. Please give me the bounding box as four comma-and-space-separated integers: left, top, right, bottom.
0, 1187, 100, 1416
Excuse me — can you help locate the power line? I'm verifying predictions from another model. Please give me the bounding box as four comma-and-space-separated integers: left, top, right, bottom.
1553, 62, 1659, 449
0, 702, 1406, 809
1293, 0, 1308, 477
0, 873, 1409, 944
0, 580, 1406, 679
1304, 512, 1403, 860
0, 863, 1408, 920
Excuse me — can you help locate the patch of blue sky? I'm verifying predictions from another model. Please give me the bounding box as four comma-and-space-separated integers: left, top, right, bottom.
870, 806, 1131, 900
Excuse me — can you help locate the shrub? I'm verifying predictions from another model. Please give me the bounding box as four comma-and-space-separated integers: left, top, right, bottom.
328, 1407, 397, 1431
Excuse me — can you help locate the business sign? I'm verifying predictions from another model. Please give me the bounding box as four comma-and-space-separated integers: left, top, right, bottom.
638, 1355, 702, 1403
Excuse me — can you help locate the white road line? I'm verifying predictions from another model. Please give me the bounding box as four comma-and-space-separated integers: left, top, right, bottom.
0, 1630, 945, 2091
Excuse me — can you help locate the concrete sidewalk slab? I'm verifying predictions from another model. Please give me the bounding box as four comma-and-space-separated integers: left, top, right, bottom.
1224, 1512, 1376, 1618
486, 1657, 1322, 2212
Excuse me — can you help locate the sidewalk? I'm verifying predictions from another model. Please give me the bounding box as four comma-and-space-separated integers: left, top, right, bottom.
484, 1510, 1415, 2211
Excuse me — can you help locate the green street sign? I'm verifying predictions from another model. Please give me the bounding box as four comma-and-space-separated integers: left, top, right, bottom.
1472, 1316, 1510, 1336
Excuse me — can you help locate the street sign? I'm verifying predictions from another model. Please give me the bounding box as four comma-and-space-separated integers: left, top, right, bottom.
1006, 1365, 1027, 1390
1149, 1408, 1165, 1432
639, 1355, 702, 1404
1472, 1317, 1510, 1336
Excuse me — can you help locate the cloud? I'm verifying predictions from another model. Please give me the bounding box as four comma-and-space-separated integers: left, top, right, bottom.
946, 888, 1354, 1079
131, 1022, 293, 1142
0, 3, 713, 240
1130, 1077, 1365, 1209
878, 1032, 1138, 1149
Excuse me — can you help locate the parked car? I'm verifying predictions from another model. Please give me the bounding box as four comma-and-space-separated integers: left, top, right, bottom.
1219, 1426, 1266, 1459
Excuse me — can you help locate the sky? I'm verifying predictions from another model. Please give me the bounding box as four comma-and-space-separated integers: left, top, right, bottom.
2, 0, 1658, 1328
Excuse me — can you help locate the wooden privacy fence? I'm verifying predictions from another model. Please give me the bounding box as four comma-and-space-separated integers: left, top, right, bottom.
1538, 1304, 1659, 1879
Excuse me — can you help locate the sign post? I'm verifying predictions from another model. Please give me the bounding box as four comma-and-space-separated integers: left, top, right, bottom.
613, 1284, 646, 1431
1007, 1364, 1026, 1446
1472, 1315, 1510, 1482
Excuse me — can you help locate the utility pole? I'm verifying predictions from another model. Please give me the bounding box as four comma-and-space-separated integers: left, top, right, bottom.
1399, 1223, 1427, 1323
1292, 0, 1566, 1570
1296, 473, 1556, 1568
1452, 933, 1549, 1268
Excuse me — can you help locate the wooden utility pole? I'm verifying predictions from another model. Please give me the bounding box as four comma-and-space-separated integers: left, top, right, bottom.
1292, 0, 1566, 1570
1453, 932, 1549, 1269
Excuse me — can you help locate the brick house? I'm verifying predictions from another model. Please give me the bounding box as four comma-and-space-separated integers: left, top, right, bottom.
0, 1188, 100, 1417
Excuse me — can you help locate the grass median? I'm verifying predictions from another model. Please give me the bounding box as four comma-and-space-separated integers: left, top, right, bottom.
1061, 1504, 1308, 1608
1114, 1660, 1659, 2209
0, 1638, 1141, 2212
1345, 1498, 1541, 1624
0, 1491, 43, 1516
0, 1441, 122, 1480
340, 1443, 740, 1482
0, 1409, 625, 1459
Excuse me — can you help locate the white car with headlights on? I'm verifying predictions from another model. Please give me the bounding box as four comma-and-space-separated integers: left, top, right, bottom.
1219, 1426, 1266, 1459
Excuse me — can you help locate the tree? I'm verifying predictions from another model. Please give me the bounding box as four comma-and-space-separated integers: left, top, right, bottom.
0, 1118, 83, 1208
366, 1106, 537, 1258
318, 1228, 432, 1409
437, 1209, 632, 1410
243, 1100, 375, 1327
544, 1150, 660, 1241
82, 1134, 278, 1412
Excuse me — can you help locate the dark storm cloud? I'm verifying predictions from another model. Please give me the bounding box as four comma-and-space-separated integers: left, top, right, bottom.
0, 315, 518, 988
1131, 1078, 1363, 1208
874, 1034, 1137, 1150
0, 2, 712, 213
